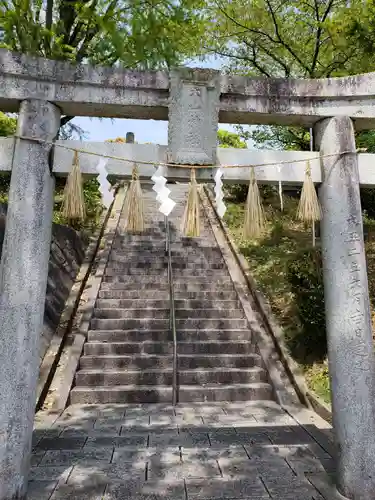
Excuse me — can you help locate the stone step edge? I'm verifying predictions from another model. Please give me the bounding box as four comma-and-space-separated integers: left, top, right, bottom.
71, 382, 272, 391
92, 308, 242, 312
80, 353, 262, 359
87, 329, 250, 333
84, 340, 255, 345
76, 367, 265, 374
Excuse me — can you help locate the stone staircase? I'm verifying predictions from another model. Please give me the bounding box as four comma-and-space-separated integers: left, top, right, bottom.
70, 184, 274, 404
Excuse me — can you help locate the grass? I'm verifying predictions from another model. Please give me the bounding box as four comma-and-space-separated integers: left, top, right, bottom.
0, 174, 104, 240
224, 187, 375, 405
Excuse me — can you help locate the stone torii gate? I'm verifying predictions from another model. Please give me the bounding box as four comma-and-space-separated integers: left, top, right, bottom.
1, 49, 375, 500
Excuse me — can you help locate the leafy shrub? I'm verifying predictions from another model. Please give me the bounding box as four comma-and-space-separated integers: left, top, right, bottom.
224, 184, 248, 203
53, 178, 103, 234
286, 247, 327, 363
361, 188, 375, 218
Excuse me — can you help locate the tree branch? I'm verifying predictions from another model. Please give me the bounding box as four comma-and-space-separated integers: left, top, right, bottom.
215, 2, 279, 44
243, 38, 291, 77
248, 45, 272, 77
310, 0, 335, 76
265, 0, 311, 74
204, 45, 271, 77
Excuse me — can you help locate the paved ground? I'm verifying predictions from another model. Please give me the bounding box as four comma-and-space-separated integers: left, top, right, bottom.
30, 401, 340, 500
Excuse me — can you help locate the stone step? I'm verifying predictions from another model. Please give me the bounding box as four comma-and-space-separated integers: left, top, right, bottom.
93, 308, 244, 320
90, 318, 248, 330
178, 383, 273, 403
93, 308, 169, 319
99, 282, 169, 291
83, 341, 256, 356
75, 367, 266, 387
111, 242, 219, 251
87, 329, 252, 343
101, 275, 233, 284
110, 251, 167, 259
75, 369, 174, 386
174, 309, 244, 319
87, 330, 172, 343
79, 353, 262, 370
114, 236, 216, 245
69, 382, 273, 404
106, 261, 226, 269
97, 290, 238, 300
79, 355, 173, 370
84, 341, 173, 356
70, 385, 173, 404
104, 268, 169, 276
103, 268, 229, 278
99, 282, 235, 292
95, 299, 240, 310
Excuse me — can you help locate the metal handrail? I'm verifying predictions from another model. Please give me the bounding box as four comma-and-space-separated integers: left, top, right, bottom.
165, 216, 178, 406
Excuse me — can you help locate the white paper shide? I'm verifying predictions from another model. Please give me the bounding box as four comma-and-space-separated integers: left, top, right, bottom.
214, 167, 226, 218
96, 158, 114, 208
151, 166, 176, 216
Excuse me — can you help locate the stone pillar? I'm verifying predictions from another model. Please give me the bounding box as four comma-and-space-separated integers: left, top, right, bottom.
314, 115, 375, 500
126, 131, 135, 143
0, 99, 60, 500
167, 68, 220, 166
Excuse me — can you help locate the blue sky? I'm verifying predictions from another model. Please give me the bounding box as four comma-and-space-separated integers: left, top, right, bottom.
72, 55, 242, 144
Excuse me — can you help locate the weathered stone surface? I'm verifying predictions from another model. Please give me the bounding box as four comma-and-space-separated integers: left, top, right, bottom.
315, 116, 375, 500
0, 206, 85, 364
40, 449, 113, 466
167, 68, 220, 165
2, 50, 375, 128
0, 99, 60, 500
29, 402, 339, 499
27, 480, 58, 500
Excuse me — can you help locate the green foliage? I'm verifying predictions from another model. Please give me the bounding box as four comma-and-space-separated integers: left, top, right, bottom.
305, 362, 331, 404
239, 125, 311, 151
217, 129, 248, 202
0, 0, 208, 137
0, 112, 16, 202
286, 247, 326, 363
0, 112, 16, 137
345, 0, 375, 71
0, 0, 207, 69
205, 0, 365, 79
53, 178, 103, 233
217, 129, 247, 149
224, 193, 328, 381
205, 0, 375, 170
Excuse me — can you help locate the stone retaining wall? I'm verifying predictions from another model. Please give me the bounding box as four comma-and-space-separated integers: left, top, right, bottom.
0, 204, 85, 363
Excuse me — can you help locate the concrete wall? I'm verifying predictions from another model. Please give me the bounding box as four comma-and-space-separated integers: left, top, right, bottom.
0, 204, 85, 364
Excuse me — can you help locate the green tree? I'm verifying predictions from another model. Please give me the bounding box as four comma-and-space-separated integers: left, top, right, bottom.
204, 0, 375, 155
0, 0, 208, 131
217, 129, 248, 202
217, 129, 247, 149
205, 0, 366, 78
0, 112, 16, 137
345, 0, 375, 70
0, 112, 15, 195
238, 125, 310, 151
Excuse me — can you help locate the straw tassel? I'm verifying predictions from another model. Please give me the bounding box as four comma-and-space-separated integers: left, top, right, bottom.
61, 150, 86, 221
181, 168, 200, 237
296, 161, 322, 223
243, 167, 265, 239
123, 163, 145, 232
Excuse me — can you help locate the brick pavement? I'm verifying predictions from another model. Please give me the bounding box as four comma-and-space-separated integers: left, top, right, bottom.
29, 401, 341, 500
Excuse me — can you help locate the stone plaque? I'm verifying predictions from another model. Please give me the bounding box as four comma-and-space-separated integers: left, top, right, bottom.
167, 68, 220, 165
